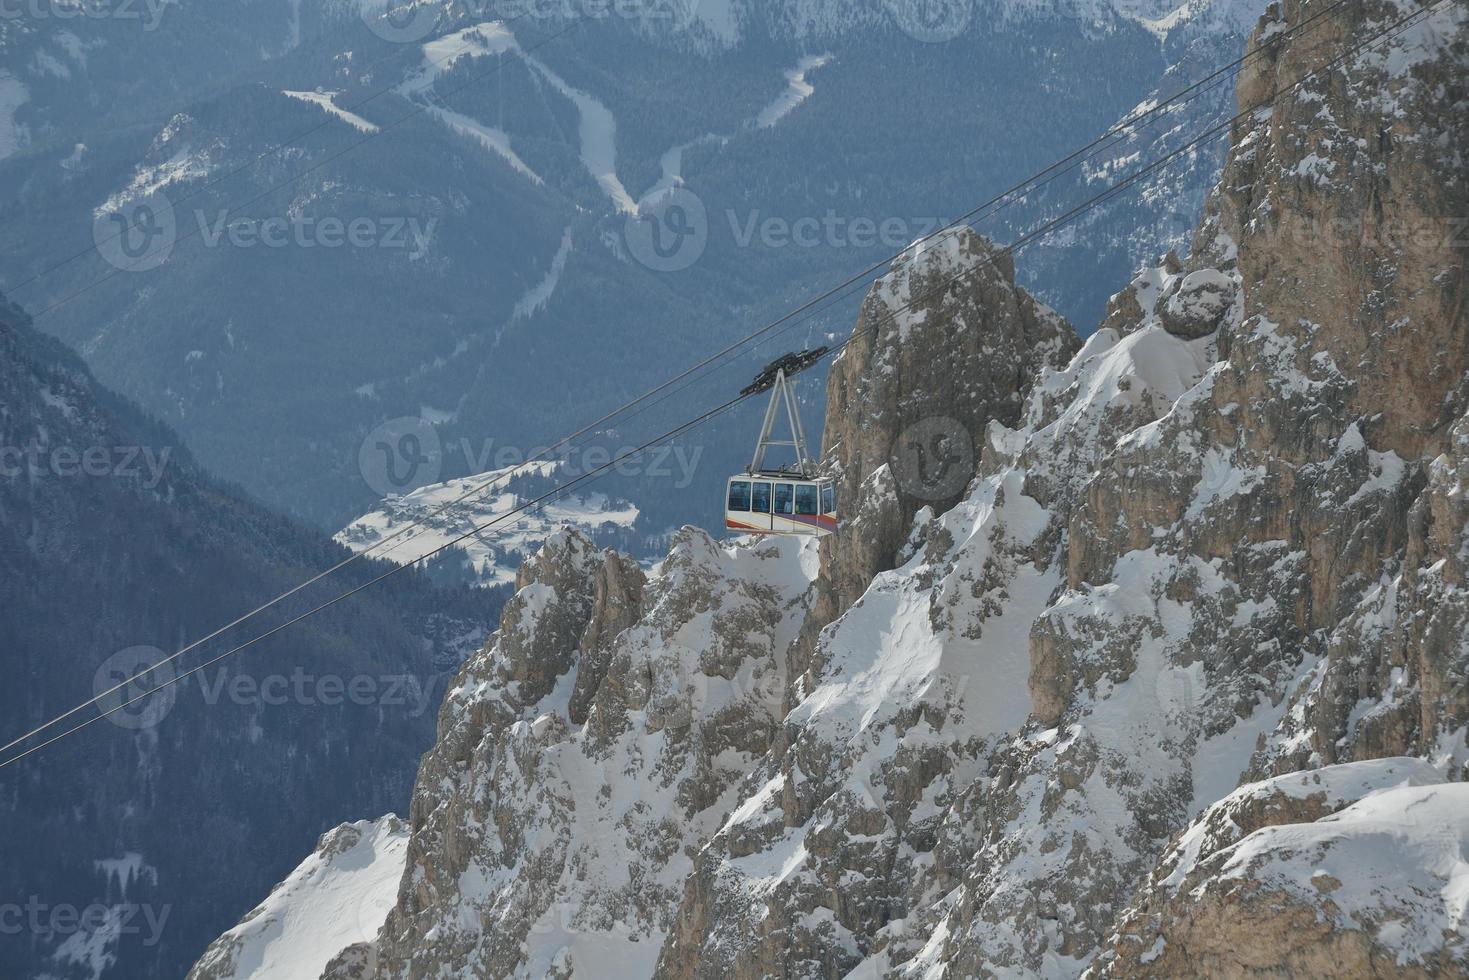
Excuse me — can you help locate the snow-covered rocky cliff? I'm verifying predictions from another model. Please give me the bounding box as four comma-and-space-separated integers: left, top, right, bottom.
194, 0, 1469, 975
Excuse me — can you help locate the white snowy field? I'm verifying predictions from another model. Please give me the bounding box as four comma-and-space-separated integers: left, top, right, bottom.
336, 461, 638, 588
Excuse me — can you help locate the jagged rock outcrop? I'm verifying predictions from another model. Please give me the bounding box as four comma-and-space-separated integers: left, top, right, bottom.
792, 227, 1079, 717
363, 527, 816, 978
817, 228, 1079, 615
569, 550, 646, 727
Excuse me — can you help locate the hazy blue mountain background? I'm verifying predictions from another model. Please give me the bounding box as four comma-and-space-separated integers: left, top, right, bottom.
0, 290, 501, 979
1, 0, 1258, 540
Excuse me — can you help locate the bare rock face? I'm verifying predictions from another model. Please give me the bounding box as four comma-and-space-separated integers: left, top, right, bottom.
320, 945, 373, 980
569, 550, 645, 726
1199, 0, 1469, 780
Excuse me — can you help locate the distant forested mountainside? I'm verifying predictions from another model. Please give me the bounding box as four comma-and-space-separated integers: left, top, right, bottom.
0, 291, 501, 979
0, 0, 1258, 540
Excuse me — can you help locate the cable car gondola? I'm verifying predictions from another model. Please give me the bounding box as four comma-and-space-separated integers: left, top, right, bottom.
725, 350, 837, 537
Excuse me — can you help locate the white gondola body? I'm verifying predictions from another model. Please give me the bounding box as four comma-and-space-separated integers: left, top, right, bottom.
725, 474, 836, 536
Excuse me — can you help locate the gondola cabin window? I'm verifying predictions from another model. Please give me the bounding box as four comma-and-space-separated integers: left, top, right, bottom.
752, 482, 772, 513
725, 475, 835, 537
795, 484, 819, 516
728, 480, 751, 512
774, 483, 794, 515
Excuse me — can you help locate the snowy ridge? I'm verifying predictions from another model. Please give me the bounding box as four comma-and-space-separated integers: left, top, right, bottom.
187, 818, 409, 980
281, 91, 380, 133
634, 0, 1264, 48
1223, 783, 1469, 961
1157, 756, 1449, 891
1097, 759, 1469, 973
1129, 0, 1265, 41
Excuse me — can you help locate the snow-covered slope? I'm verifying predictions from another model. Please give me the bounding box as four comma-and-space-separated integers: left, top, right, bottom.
187, 818, 409, 980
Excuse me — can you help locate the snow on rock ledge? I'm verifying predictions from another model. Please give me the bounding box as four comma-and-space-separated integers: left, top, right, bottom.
1095, 761, 1469, 976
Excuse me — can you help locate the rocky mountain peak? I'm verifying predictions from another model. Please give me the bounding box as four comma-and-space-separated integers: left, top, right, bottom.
492, 527, 605, 708
822, 225, 1078, 531
804, 226, 1080, 686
